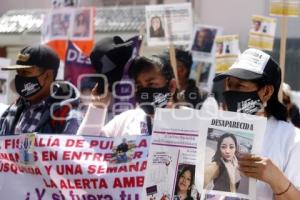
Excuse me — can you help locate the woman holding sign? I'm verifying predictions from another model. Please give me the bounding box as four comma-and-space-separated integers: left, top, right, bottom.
204, 133, 241, 192
214, 48, 300, 200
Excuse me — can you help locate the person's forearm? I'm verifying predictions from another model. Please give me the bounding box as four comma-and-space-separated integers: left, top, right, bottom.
270, 172, 300, 200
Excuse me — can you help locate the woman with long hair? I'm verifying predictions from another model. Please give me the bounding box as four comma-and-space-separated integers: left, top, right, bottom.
204, 133, 241, 192
149, 16, 165, 38
174, 166, 195, 200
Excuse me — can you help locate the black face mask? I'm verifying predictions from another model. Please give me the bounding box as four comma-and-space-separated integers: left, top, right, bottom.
223, 90, 263, 115
135, 86, 171, 115
15, 74, 43, 98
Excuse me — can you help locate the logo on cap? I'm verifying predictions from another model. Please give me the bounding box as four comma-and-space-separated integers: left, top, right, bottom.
17, 53, 30, 62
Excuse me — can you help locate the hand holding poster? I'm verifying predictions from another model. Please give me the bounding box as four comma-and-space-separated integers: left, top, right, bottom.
0, 134, 150, 199
248, 15, 277, 51
145, 3, 193, 46
215, 35, 240, 73
143, 108, 267, 200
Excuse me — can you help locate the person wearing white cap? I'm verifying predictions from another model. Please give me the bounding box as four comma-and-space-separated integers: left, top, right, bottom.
214, 48, 300, 199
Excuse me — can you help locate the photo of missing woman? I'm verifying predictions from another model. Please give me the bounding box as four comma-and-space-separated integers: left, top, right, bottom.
191, 28, 217, 53
149, 15, 165, 38
73, 9, 91, 38
204, 128, 254, 195
174, 164, 200, 200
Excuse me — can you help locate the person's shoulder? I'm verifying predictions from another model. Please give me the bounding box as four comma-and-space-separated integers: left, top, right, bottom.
267, 117, 299, 143
113, 108, 145, 121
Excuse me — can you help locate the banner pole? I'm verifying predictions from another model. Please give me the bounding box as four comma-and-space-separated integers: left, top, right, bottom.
278, 16, 288, 102
169, 44, 180, 89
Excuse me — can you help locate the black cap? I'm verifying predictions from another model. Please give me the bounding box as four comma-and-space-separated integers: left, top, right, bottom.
2, 45, 60, 70
90, 36, 133, 86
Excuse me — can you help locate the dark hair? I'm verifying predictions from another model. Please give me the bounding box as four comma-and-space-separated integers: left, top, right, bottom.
175, 48, 193, 78
212, 133, 238, 163
150, 16, 165, 37
193, 28, 214, 49
175, 165, 195, 198
256, 78, 287, 121
128, 55, 174, 82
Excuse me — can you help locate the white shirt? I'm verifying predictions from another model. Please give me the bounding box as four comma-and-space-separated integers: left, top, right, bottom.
257, 117, 300, 199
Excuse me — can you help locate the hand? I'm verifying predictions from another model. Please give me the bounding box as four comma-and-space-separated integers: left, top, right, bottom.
91, 82, 112, 109
238, 154, 285, 185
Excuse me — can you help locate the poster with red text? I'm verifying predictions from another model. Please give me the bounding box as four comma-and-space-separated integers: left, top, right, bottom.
0, 133, 150, 199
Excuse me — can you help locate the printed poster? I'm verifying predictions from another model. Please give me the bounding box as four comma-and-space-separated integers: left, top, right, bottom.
269, 0, 300, 17
42, 7, 94, 42
215, 35, 240, 73
189, 61, 215, 92
248, 15, 277, 51
145, 3, 193, 46
0, 134, 150, 199
143, 109, 267, 200
190, 24, 223, 60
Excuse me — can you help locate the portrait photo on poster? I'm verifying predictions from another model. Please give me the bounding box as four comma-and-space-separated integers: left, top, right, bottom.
149, 15, 166, 38
72, 8, 91, 38
50, 12, 71, 38
191, 28, 217, 53
174, 163, 201, 200
110, 137, 137, 164
204, 128, 254, 196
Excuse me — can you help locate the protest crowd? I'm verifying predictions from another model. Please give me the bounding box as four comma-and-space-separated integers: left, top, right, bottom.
0, 0, 299, 200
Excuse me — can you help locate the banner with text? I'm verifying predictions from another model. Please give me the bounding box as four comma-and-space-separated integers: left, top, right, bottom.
248, 15, 276, 51
269, 0, 299, 17
215, 35, 240, 73
0, 134, 149, 200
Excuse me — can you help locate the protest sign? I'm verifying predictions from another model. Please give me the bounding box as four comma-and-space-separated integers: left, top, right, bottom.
269, 0, 299, 17
145, 3, 193, 46
0, 134, 150, 199
190, 24, 222, 60
189, 61, 215, 92
42, 7, 95, 60
0, 58, 11, 104
143, 109, 267, 200
248, 15, 277, 51
64, 41, 95, 87
215, 35, 240, 73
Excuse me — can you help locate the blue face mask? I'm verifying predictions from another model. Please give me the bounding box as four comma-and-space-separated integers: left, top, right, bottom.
223, 90, 263, 115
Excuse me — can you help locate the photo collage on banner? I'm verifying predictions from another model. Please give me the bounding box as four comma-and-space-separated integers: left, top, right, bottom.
248, 15, 276, 51
0, 133, 150, 199
0, 58, 11, 104
189, 24, 222, 92
145, 3, 193, 46
143, 109, 267, 200
215, 35, 240, 73
42, 7, 94, 43
269, 0, 300, 17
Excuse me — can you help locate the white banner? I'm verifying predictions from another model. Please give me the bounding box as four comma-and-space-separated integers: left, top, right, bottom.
0, 134, 150, 199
